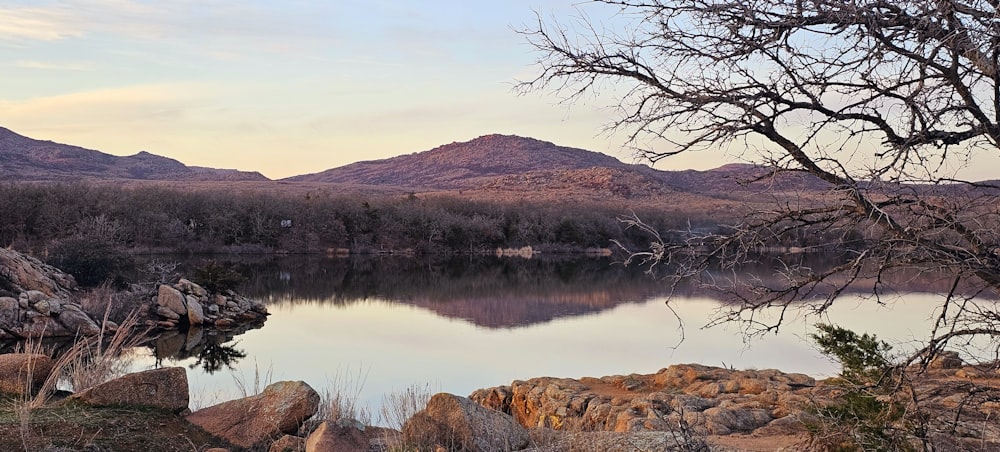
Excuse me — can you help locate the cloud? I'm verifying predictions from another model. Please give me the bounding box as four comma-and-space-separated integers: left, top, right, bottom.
1, 83, 211, 125
0, 6, 84, 41
14, 60, 95, 71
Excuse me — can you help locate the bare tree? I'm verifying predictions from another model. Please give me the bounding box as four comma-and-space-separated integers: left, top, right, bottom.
522, 1, 1000, 363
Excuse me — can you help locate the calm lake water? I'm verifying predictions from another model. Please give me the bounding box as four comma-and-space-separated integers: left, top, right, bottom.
126, 255, 952, 417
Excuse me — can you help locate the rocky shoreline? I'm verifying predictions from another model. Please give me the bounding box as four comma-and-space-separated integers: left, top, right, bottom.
1, 355, 998, 451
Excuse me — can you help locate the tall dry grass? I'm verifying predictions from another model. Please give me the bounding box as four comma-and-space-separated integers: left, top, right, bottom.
314, 366, 373, 425
379, 383, 434, 430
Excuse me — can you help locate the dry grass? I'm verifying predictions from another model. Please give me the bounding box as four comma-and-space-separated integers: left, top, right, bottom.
230, 359, 274, 398
379, 383, 434, 430
314, 366, 373, 425
64, 304, 147, 393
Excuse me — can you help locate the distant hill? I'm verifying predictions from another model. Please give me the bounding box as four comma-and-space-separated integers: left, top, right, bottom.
285, 134, 833, 201
0, 127, 268, 181
284, 134, 644, 189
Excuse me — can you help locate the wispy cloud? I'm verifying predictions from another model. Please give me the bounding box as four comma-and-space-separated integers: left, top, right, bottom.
14, 60, 95, 71
0, 6, 84, 41
1, 83, 211, 122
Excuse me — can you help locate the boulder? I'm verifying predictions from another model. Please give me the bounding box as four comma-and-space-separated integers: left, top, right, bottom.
58, 304, 103, 336
305, 419, 368, 452
67, 367, 189, 413
0, 353, 55, 395
156, 285, 187, 318
176, 278, 208, 297
186, 296, 205, 325
13, 315, 71, 338
0, 249, 77, 298
403, 392, 529, 452
186, 380, 320, 449
156, 306, 181, 321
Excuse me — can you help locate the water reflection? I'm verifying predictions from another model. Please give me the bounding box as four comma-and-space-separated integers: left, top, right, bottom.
127, 254, 965, 417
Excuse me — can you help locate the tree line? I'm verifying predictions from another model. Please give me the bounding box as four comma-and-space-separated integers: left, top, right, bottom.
0, 181, 717, 258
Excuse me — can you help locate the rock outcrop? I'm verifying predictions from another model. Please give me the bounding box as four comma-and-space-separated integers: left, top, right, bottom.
67, 367, 190, 413
149, 278, 268, 331
403, 392, 530, 452
0, 249, 110, 339
471, 364, 815, 436
186, 380, 320, 449
471, 362, 1000, 450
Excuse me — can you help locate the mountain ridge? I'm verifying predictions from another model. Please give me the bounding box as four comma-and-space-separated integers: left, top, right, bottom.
283, 134, 651, 189
0, 127, 268, 182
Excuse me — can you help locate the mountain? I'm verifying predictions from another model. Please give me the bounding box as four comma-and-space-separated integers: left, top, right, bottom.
285, 134, 835, 203
0, 127, 267, 181
284, 134, 643, 189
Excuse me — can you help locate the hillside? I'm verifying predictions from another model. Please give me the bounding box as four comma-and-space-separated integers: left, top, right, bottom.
0, 127, 267, 181
284, 134, 645, 189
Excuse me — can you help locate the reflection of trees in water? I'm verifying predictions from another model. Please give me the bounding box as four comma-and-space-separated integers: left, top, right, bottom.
136, 253, 989, 330
188, 342, 247, 374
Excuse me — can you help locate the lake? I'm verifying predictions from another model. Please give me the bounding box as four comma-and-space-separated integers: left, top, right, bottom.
127, 254, 953, 419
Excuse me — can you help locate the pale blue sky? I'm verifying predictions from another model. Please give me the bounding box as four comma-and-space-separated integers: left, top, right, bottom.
2, 1, 997, 181
1, 0, 655, 179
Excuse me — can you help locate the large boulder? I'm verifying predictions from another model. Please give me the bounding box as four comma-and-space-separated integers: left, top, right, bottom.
186, 380, 320, 449
0, 249, 77, 298
0, 353, 55, 395
58, 304, 103, 336
305, 419, 368, 452
156, 285, 188, 318
67, 367, 189, 413
403, 393, 529, 452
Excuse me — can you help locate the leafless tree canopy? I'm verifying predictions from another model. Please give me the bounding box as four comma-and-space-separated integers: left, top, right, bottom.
523, 0, 1000, 362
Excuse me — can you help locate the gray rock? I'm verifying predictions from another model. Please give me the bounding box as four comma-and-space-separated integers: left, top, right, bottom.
33, 299, 51, 316
46, 299, 62, 315
0, 297, 20, 330
14, 315, 70, 338
59, 304, 103, 336
0, 249, 77, 297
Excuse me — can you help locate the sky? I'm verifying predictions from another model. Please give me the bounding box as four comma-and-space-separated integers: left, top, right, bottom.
0, 0, 664, 179
1, 1, 998, 181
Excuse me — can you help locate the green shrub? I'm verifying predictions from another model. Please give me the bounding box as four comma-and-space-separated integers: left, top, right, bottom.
806, 324, 915, 451
812, 323, 893, 385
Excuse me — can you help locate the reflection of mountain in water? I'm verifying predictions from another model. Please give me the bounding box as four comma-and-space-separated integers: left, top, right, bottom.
158, 253, 990, 330
231, 256, 672, 329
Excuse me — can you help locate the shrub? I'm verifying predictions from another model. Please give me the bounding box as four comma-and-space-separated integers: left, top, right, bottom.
806, 324, 912, 451
46, 236, 132, 288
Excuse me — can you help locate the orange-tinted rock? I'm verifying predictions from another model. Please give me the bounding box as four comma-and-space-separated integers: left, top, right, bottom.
186, 381, 320, 449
